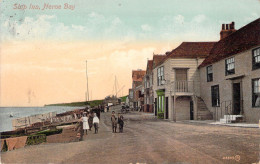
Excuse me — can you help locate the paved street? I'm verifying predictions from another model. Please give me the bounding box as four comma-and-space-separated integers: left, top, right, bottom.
1, 105, 259, 164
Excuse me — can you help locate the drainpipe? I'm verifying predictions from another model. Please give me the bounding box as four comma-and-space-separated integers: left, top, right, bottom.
195, 58, 199, 120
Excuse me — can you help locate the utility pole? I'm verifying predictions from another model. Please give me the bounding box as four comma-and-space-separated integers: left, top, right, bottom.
86, 60, 89, 102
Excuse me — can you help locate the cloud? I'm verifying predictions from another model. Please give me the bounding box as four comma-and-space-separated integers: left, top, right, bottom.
0, 12, 131, 41
141, 24, 152, 32
2, 63, 85, 73
192, 14, 206, 23
173, 15, 185, 24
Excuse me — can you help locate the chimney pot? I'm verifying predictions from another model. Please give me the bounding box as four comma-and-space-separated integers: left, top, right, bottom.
220, 21, 236, 40
222, 24, 225, 30
226, 24, 229, 30
231, 22, 235, 29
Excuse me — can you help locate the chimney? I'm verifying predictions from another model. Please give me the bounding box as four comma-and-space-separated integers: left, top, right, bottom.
220, 22, 236, 40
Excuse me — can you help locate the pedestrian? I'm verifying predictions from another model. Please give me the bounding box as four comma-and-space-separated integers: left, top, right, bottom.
107, 106, 110, 112
111, 111, 117, 133
93, 113, 99, 134
118, 114, 124, 133
88, 112, 93, 131
82, 112, 89, 135
75, 118, 83, 141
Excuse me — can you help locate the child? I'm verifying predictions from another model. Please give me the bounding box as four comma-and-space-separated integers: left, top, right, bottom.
111, 111, 117, 133
118, 114, 124, 133
93, 113, 99, 134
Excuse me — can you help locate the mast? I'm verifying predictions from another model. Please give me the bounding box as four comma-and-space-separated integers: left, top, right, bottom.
115, 76, 117, 97
86, 60, 89, 102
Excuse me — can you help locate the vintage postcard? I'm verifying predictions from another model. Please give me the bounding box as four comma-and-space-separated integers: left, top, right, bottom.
0, 0, 260, 163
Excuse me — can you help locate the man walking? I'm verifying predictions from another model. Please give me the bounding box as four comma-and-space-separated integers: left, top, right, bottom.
111, 111, 117, 133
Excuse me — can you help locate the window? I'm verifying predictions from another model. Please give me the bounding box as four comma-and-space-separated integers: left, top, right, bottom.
207, 65, 213, 82
157, 66, 164, 86
225, 57, 235, 75
150, 75, 153, 86
211, 85, 220, 107
252, 78, 260, 107
252, 47, 260, 70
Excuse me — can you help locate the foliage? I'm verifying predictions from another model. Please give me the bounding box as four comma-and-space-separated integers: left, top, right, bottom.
120, 96, 127, 102
26, 134, 46, 145
45, 99, 104, 107
1, 140, 8, 152
36, 129, 63, 136
157, 112, 164, 119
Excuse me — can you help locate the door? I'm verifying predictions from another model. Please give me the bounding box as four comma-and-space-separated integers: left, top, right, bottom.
233, 83, 241, 115
175, 69, 188, 92
176, 69, 188, 80
190, 101, 194, 120
155, 98, 157, 116
166, 97, 169, 119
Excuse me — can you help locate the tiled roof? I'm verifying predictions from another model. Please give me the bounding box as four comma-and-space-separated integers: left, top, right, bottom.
199, 18, 260, 68
146, 60, 153, 74
153, 55, 166, 68
132, 70, 146, 82
157, 42, 216, 67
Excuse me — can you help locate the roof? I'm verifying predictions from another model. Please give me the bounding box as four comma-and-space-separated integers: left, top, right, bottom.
133, 81, 142, 89
158, 42, 216, 66
146, 60, 153, 74
199, 18, 260, 68
153, 55, 166, 68
132, 70, 146, 82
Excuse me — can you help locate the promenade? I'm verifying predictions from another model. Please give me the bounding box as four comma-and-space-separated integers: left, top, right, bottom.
1, 105, 259, 164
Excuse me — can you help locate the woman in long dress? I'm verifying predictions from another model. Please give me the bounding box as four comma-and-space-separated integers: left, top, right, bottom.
82, 113, 89, 135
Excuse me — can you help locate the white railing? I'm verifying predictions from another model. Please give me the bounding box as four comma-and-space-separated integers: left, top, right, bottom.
173, 81, 194, 93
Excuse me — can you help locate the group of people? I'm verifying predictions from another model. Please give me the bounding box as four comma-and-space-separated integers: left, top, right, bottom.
81, 112, 100, 135
111, 111, 124, 133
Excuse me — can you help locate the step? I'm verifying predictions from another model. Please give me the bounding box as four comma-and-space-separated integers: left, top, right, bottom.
220, 118, 231, 123
220, 115, 243, 123
198, 111, 211, 114
223, 115, 243, 120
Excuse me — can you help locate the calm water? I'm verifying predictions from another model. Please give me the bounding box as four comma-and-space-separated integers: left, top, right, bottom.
0, 106, 83, 132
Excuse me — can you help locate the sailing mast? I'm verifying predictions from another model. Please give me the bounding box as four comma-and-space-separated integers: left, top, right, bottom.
115, 76, 118, 98
86, 60, 89, 102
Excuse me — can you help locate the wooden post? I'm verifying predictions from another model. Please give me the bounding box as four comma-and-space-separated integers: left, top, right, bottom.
193, 96, 198, 120
173, 96, 177, 122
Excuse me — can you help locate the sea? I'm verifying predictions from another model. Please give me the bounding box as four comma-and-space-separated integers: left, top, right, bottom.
0, 106, 83, 132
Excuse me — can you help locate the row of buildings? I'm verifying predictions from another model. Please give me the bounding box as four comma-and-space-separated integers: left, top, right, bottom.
128, 18, 260, 123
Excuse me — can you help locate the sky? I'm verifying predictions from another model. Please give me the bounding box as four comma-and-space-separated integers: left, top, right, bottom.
0, 0, 259, 106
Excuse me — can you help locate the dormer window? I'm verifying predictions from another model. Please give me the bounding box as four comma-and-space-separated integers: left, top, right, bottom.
225, 57, 235, 75
252, 47, 260, 70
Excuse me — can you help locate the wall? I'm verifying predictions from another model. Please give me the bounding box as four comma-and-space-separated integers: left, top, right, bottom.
200, 46, 260, 123
152, 58, 204, 120
12, 112, 57, 130
175, 97, 191, 120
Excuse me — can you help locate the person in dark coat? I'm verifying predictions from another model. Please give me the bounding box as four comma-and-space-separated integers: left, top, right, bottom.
88, 112, 93, 131
118, 114, 124, 133
111, 111, 117, 133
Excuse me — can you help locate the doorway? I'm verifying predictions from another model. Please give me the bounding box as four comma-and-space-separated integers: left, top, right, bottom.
233, 83, 241, 115
190, 101, 194, 120
155, 98, 157, 116
175, 69, 188, 81
166, 97, 169, 119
